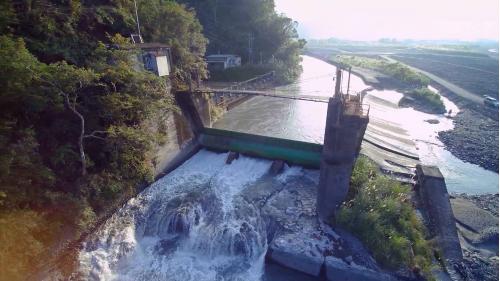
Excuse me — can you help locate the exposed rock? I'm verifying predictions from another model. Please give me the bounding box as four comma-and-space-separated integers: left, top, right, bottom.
226, 151, 240, 164
438, 108, 499, 173
424, 119, 440, 124
450, 197, 498, 234
457, 249, 499, 281
270, 160, 285, 175
450, 194, 499, 281
452, 193, 499, 217
269, 235, 325, 276
325, 256, 397, 281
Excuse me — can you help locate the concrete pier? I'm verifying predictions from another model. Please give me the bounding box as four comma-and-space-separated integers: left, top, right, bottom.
317, 68, 369, 222
416, 165, 463, 262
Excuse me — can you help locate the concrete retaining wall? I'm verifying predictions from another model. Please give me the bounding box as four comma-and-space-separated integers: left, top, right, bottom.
416, 165, 463, 263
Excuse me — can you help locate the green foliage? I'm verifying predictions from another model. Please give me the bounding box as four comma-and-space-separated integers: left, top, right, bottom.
407, 87, 446, 113
335, 55, 431, 87
0, 0, 208, 277
337, 157, 434, 279
178, 0, 305, 83
138, 1, 208, 89
333, 55, 446, 114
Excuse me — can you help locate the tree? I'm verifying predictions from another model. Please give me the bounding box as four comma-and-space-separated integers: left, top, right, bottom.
178, 0, 305, 82
137, 0, 208, 89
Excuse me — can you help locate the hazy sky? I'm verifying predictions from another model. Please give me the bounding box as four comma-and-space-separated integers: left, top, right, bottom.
274, 0, 499, 41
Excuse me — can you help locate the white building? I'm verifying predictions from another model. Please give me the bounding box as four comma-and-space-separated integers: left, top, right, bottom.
206, 54, 241, 71
125, 42, 172, 77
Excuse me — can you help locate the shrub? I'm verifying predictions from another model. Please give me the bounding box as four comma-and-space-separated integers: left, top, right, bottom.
407, 87, 446, 113
337, 157, 434, 279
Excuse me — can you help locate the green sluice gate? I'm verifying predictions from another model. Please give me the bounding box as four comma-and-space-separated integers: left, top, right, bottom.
199, 128, 322, 168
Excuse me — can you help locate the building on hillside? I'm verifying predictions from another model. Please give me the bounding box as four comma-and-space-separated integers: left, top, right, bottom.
120, 39, 172, 77
206, 54, 241, 71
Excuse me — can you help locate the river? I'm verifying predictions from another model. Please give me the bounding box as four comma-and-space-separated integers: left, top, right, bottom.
78, 55, 498, 281
214, 55, 499, 194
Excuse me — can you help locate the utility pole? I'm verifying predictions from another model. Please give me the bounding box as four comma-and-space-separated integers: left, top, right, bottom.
347, 67, 352, 95
334, 67, 342, 100
248, 33, 254, 64
133, 0, 141, 38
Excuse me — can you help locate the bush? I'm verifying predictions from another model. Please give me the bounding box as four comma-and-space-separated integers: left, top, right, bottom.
337, 157, 434, 279
333, 55, 431, 87
407, 87, 446, 113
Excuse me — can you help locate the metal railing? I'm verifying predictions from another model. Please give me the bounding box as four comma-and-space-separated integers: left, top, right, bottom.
343, 101, 370, 117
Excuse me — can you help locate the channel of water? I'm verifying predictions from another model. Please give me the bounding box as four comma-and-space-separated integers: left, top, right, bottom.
78, 55, 498, 281
214, 55, 498, 194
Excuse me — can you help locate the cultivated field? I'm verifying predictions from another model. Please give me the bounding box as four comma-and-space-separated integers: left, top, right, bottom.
392, 53, 499, 99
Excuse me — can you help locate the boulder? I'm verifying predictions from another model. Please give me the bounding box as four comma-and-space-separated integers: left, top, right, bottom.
226, 151, 240, 164
269, 236, 325, 276
451, 198, 498, 234
270, 160, 285, 175
325, 257, 396, 281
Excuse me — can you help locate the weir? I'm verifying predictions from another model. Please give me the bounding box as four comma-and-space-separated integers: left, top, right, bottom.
78, 57, 467, 281
176, 66, 369, 222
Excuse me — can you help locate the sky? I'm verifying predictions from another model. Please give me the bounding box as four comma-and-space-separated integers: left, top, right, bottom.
274, 0, 499, 41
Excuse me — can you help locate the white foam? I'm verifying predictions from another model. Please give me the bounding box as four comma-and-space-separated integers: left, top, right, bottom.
79, 150, 269, 281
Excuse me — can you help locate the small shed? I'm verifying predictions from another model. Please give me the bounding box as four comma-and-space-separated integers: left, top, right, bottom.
125, 42, 172, 77
206, 54, 241, 71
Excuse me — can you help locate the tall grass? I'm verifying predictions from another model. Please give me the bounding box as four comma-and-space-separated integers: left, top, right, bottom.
337, 157, 434, 279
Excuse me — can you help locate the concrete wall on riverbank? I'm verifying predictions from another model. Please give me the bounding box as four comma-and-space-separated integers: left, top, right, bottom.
151, 92, 212, 178
415, 165, 466, 280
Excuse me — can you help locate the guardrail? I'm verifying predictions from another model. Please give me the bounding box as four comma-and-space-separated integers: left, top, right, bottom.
213, 71, 276, 106
223, 71, 275, 91
343, 101, 370, 118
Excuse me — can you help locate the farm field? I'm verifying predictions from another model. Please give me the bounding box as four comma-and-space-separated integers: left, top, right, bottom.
307, 42, 499, 99
391, 53, 499, 99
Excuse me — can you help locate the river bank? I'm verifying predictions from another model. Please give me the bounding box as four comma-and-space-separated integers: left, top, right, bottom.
309, 52, 498, 174
438, 108, 499, 173
450, 193, 499, 281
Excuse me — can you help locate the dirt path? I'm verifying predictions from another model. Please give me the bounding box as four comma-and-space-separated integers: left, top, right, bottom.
381, 55, 484, 104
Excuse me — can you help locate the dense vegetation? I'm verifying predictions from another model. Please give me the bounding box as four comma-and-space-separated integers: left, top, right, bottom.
0, 1, 205, 279
338, 157, 434, 279
336, 55, 431, 87
179, 0, 306, 83
407, 87, 447, 113
334, 55, 445, 113
0, 0, 306, 279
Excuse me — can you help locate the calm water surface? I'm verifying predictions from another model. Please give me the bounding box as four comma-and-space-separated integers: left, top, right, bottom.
215, 56, 499, 194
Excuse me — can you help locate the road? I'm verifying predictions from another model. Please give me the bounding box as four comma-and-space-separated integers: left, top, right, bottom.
381, 55, 484, 104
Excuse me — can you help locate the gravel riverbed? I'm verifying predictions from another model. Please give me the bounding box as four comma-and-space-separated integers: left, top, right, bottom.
438, 108, 499, 173
452, 193, 499, 281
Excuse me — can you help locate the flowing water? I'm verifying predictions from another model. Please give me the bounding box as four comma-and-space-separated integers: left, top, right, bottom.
79, 55, 498, 281
215, 55, 498, 194
78, 150, 320, 280
80, 151, 269, 280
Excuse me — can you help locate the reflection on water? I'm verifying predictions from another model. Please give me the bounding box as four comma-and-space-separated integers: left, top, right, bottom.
214, 56, 498, 194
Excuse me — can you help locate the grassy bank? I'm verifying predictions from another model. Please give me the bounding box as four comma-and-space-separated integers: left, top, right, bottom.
406, 87, 447, 114
332, 55, 445, 113
338, 157, 434, 279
